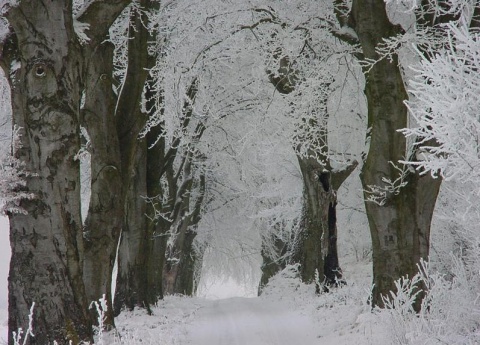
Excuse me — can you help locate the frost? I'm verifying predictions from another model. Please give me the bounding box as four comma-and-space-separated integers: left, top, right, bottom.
74, 19, 91, 45
336, 25, 358, 40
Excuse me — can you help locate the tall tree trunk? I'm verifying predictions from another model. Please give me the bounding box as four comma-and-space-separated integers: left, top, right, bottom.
145, 124, 169, 304
82, 41, 123, 328
114, 139, 150, 315
163, 228, 198, 295
163, 218, 194, 296
265, 50, 356, 290
1, 2, 92, 343
350, 0, 442, 309
113, 0, 155, 315
163, 165, 205, 296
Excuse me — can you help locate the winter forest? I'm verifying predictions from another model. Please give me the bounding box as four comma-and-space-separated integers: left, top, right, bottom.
0, 0, 479, 344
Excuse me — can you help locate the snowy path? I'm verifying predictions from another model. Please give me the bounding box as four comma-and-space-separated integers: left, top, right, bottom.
187, 297, 319, 345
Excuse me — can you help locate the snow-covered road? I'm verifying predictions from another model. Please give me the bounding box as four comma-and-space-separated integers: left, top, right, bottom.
187, 297, 319, 345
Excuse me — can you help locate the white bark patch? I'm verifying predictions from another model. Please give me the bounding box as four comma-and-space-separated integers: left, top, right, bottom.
73, 19, 91, 45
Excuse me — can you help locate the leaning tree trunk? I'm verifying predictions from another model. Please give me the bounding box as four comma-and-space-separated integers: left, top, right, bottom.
1, 3, 92, 343
350, 0, 442, 309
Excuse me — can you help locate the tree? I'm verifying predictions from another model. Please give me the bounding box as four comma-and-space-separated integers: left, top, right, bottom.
401, 19, 480, 185
0, 0, 163, 341
328, 0, 480, 308
246, 1, 362, 288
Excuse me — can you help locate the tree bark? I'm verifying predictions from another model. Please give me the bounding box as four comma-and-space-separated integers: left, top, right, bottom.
114, 138, 150, 315
82, 41, 123, 328
113, 0, 164, 312
294, 156, 356, 288
2, 2, 92, 343
350, 0, 442, 309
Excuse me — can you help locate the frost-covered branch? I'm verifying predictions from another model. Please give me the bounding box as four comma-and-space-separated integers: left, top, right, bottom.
401, 23, 480, 185
364, 162, 409, 206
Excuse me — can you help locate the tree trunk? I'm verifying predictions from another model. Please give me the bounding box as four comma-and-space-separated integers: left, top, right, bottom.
258, 237, 287, 295
1, 2, 92, 343
113, 0, 157, 315
162, 161, 205, 296
293, 156, 354, 288
82, 41, 123, 328
114, 138, 150, 315
163, 222, 193, 295
350, 0, 442, 309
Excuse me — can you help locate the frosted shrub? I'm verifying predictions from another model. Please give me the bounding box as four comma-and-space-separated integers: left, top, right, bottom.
260, 264, 314, 300
90, 295, 108, 345
11, 303, 35, 345
380, 253, 480, 345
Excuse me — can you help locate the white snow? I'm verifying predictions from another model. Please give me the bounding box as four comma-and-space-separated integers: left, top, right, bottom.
108, 260, 393, 345
188, 297, 318, 345
0, 215, 478, 344
0, 216, 9, 344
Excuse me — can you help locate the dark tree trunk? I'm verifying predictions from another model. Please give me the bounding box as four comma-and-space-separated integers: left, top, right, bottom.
163, 221, 194, 296
163, 228, 198, 295
294, 156, 355, 288
114, 138, 150, 315
349, 0, 442, 309
82, 41, 123, 328
144, 125, 168, 304
1, 2, 92, 343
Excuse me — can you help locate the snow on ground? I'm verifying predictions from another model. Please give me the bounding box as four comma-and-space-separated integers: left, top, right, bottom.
111, 259, 391, 345
0, 216, 9, 344
188, 297, 318, 345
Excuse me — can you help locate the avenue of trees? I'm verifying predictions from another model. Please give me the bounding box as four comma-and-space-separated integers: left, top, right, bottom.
0, 0, 479, 343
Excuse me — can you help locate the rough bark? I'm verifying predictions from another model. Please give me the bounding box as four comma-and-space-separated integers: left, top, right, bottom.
114, 138, 150, 315
163, 167, 206, 296
112, 0, 156, 314
82, 41, 123, 328
349, 0, 442, 309
294, 156, 356, 288
2, 2, 92, 343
